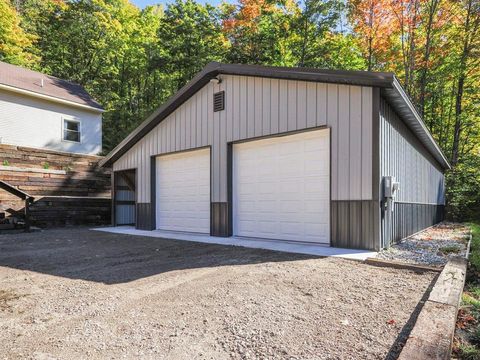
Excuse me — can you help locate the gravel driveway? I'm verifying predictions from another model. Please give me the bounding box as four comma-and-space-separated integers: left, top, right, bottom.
0, 228, 436, 359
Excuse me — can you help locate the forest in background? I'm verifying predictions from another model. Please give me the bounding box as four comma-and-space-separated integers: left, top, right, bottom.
0, 0, 479, 220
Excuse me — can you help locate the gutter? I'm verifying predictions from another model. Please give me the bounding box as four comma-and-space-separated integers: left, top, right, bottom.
0, 83, 105, 114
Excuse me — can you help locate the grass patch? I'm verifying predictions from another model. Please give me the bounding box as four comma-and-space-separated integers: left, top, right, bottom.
468, 223, 480, 274
439, 244, 462, 254
456, 223, 480, 359
458, 344, 480, 360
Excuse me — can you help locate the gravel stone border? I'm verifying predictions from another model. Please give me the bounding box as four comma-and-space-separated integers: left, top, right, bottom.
377, 223, 470, 267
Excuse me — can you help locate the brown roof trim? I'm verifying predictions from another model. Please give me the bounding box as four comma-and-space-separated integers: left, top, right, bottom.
100, 62, 449, 169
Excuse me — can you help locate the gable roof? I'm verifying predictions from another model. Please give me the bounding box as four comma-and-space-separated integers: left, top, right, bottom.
0, 61, 103, 112
100, 62, 450, 169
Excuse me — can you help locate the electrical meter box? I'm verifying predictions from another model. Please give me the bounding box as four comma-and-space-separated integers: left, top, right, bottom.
384, 176, 400, 199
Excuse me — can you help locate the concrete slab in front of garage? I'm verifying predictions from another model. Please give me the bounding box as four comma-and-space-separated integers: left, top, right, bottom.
93, 226, 377, 261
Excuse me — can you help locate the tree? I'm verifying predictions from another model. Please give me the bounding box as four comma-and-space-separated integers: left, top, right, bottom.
348, 0, 396, 71
156, 0, 227, 89
450, 0, 480, 166
290, 0, 342, 67
0, 0, 37, 66
221, 0, 296, 65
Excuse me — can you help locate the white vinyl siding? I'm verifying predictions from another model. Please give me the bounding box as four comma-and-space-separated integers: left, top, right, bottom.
0, 89, 102, 154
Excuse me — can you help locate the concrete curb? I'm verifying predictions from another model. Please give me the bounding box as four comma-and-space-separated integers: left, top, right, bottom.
397, 257, 468, 360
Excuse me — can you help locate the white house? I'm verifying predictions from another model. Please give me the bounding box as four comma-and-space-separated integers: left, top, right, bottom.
0, 62, 104, 155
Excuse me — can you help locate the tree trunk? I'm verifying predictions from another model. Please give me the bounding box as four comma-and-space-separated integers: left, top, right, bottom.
451, 0, 475, 167
418, 0, 440, 116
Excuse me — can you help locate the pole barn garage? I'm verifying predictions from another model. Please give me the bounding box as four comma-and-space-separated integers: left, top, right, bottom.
101, 63, 450, 251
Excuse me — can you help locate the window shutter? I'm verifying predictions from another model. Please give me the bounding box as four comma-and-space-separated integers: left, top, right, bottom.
213, 91, 225, 112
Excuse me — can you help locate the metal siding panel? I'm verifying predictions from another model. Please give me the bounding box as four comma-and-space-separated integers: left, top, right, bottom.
380, 97, 445, 247
207, 85, 214, 146
262, 78, 271, 136
361, 87, 372, 200
287, 81, 297, 131
247, 77, 256, 138
327, 84, 338, 200
279, 80, 288, 132
187, 98, 193, 148
181, 103, 186, 150
194, 93, 200, 147
213, 99, 220, 202
176, 111, 181, 152
330, 202, 337, 247
270, 79, 279, 134
306, 82, 316, 128
201, 87, 208, 145
232, 76, 240, 141
254, 77, 263, 137
337, 85, 350, 200
349, 86, 362, 200
219, 88, 227, 202
239, 76, 247, 139
226, 75, 233, 142
316, 83, 327, 126
297, 81, 307, 129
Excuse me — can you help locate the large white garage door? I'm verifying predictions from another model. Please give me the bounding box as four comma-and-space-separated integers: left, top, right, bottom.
233, 129, 330, 244
156, 148, 210, 233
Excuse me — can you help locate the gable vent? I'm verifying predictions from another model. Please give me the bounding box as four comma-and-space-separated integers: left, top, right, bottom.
213, 91, 225, 112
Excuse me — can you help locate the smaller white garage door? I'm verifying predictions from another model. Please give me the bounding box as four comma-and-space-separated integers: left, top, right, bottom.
156, 148, 210, 233
233, 129, 330, 244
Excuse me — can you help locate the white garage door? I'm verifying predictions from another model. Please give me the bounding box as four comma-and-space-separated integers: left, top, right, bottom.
233, 129, 330, 244
156, 148, 210, 233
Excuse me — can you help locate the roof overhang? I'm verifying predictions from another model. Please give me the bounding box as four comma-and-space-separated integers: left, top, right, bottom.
382, 77, 451, 169
100, 62, 450, 170
0, 83, 105, 113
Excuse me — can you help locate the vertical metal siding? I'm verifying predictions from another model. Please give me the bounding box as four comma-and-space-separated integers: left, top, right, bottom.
113, 75, 374, 205
380, 98, 445, 246
380, 98, 445, 204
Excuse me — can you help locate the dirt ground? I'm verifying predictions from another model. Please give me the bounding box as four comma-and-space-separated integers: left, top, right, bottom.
0, 228, 437, 360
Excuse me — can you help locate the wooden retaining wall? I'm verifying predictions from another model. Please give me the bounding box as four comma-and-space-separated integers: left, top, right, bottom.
0, 144, 111, 227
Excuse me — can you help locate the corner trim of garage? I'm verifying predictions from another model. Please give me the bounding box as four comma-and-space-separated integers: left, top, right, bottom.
372, 87, 381, 251
150, 156, 157, 230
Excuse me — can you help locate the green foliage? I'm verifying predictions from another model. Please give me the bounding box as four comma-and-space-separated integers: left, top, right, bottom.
446, 155, 480, 222
157, 0, 227, 88
470, 325, 480, 347
467, 223, 480, 276
458, 344, 480, 360
2, 160, 9, 166
43, 162, 49, 170
0, 0, 38, 66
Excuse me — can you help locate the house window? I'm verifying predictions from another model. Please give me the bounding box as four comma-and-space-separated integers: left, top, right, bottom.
63, 119, 81, 143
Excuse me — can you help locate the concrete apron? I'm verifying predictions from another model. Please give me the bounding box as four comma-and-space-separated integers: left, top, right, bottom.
398, 256, 468, 360
92, 226, 377, 261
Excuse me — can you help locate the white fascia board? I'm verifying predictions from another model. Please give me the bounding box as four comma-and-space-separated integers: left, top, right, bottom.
0, 83, 105, 113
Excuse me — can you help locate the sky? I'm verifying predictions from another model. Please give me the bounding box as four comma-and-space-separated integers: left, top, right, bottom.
132, 0, 222, 8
